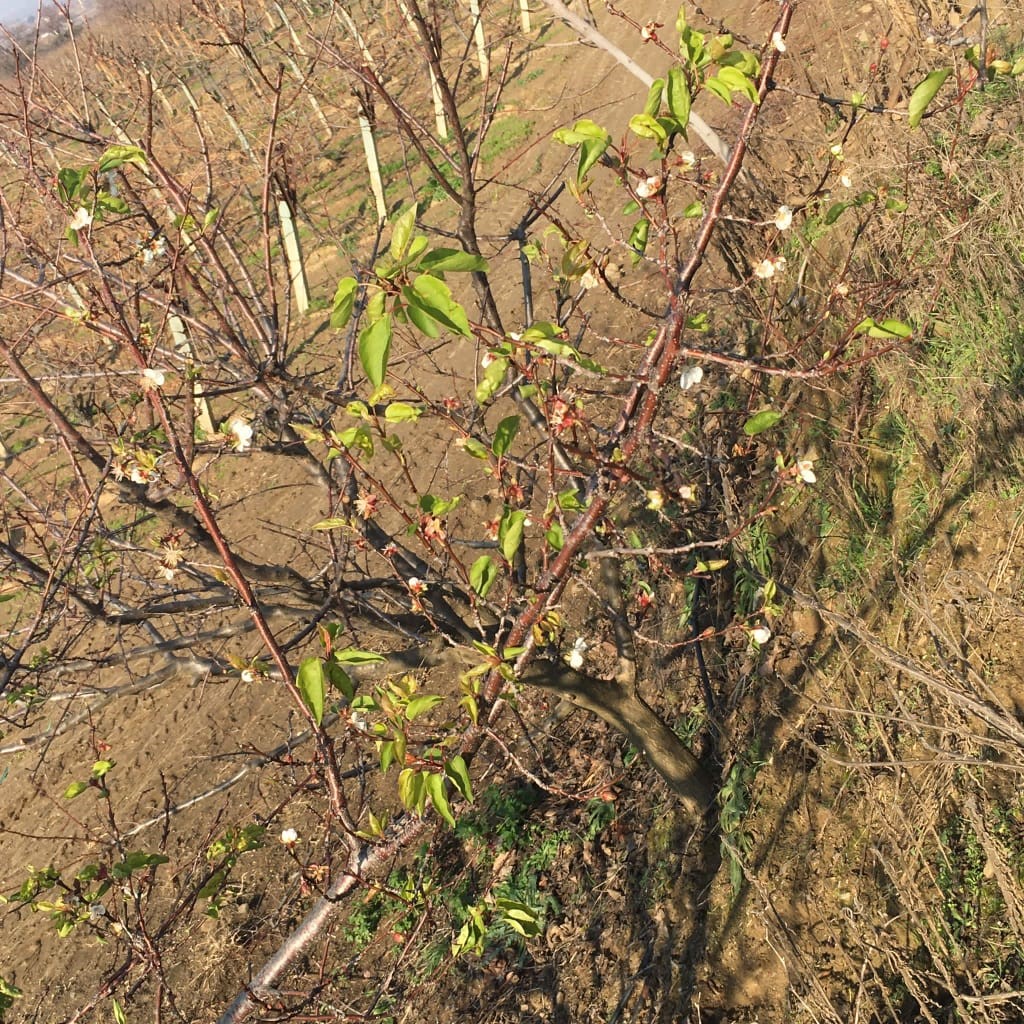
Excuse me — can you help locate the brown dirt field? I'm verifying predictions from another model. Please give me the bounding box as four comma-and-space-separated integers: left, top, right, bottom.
3, 1, 1024, 1022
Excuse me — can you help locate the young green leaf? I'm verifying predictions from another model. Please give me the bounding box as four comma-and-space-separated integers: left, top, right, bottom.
331, 276, 358, 330
417, 248, 488, 273
553, 118, 610, 185
97, 144, 148, 174
424, 772, 456, 827
469, 554, 498, 598
643, 77, 665, 117
64, 781, 89, 800
666, 67, 691, 132
628, 113, 669, 148
854, 317, 913, 339
383, 401, 423, 423
492, 415, 520, 457
296, 657, 326, 725
444, 755, 474, 802
57, 167, 86, 205
112, 997, 127, 1024
402, 288, 443, 338
358, 313, 393, 389
498, 508, 527, 562
475, 355, 509, 405
495, 897, 543, 937
333, 647, 386, 665
389, 205, 417, 261
411, 274, 472, 336
405, 694, 445, 722
908, 68, 953, 128
743, 409, 783, 436
628, 218, 649, 262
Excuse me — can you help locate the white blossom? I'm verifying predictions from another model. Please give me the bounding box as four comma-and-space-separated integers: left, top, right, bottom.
69, 207, 92, 231
751, 625, 772, 645
280, 828, 298, 845
840, 173, 853, 188
797, 458, 817, 484
636, 175, 663, 199
678, 151, 696, 172
567, 637, 588, 670
579, 267, 600, 290
773, 205, 793, 231
771, 30, 787, 53
679, 364, 704, 390
228, 417, 253, 452
753, 256, 786, 280
241, 669, 256, 684
481, 350, 497, 368
141, 368, 165, 390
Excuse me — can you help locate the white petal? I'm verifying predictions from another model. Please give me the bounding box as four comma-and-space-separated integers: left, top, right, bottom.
679, 365, 704, 390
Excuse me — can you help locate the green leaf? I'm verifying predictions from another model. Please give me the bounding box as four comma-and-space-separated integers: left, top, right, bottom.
498, 507, 527, 563
405, 694, 445, 722
313, 517, 348, 530
112, 852, 169, 879
203, 207, 220, 230
628, 218, 649, 262
419, 493, 460, 516
743, 409, 783, 436
475, 355, 509, 405
324, 662, 354, 701
95, 193, 129, 215
57, 167, 86, 205
704, 76, 733, 105
666, 67, 691, 132
553, 118, 605, 145
64, 781, 89, 800
461, 436, 490, 459
402, 287, 442, 338
824, 202, 849, 225
545, 522, 564, 551
91, 760, 115, 779
398, 767, 426, 814
112, 997, 127, 1024
333, 647, 386, 665
424, 772, 456, 827
628, 113, 668, 148
908, 68, 953, 128
495, 897, 542, 937
97, 144, 148, 174
710, 65, 760, 105
444, 755, 474, 802
469, 554, 498, 598
854, 317, 913, 339
331, 276, 358, 330
384, 401, 423, 423
411, 275, 472, 336
553, 118, 610, 185
682, 201, 703, 218
417, 248, 488, 273
389, 205, 417, 261
643, 77, 665, 117
358, 313, 393, 389
296, 657, 326, 725
492, 415, 520, 457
